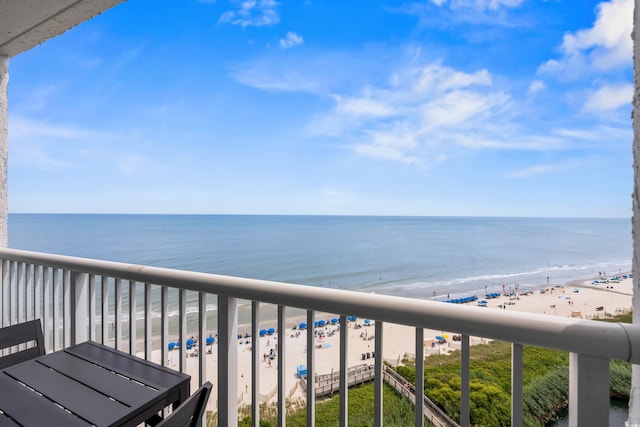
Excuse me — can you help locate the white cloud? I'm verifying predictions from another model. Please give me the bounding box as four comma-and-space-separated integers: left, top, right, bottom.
527, 80, 545, 95
279, 32, 303, 49
9, 115, 112, 140
428, 0, 524, 11
220, 0, 280, 27
539, 0, 632, 77
308, 62, 524, 163
583, 83, 632, 112
119, 155, 148, 175
509, 164, 555, 178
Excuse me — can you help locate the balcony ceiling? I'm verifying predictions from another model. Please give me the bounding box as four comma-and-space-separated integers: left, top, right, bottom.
0, 0, 125, 57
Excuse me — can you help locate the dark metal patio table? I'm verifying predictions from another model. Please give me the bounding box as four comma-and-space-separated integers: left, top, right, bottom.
0, 341, 190, 426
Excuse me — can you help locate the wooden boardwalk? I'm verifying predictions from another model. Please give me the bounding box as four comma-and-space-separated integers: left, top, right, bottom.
301, 364, 459, 427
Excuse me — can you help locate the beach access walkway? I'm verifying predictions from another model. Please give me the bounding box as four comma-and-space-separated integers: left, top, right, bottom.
300, 364, 459, 427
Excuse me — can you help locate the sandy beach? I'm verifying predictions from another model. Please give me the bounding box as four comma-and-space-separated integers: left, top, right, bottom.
166, 275, 633, 414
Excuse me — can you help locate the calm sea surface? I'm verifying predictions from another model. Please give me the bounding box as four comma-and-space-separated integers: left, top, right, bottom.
8, 214, 631, 299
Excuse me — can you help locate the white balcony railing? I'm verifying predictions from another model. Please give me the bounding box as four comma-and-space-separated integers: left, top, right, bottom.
0, 248, 638, 427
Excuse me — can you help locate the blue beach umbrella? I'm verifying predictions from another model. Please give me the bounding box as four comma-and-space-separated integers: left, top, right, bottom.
318, 320, 326, 327
299, 322, 307, 329
267, 327, 276, 335
168, 342, 176, 351
206, 336, 215, 345
259, 329, 267, 337
364, 319, 371, 325
330, 318, 338, 324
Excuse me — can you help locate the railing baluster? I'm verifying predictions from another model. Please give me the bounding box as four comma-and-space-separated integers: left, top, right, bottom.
71, 272, 89, 345
277, 305, 286, 427
144, 283, 152, 360
101, 276, 109, 345
16, 262, 24, 323
306, 309, 315, 427
218, 295, 239, 427
374, 320, 383, 427
129, 280, 137, 355
198, 292, 207, 385
52, 268, 60, 350
511, 343, 523, 427
9, 261, 16, 324
339, 314, 348, 427
89, 274, 96, 341
1, 259, 8, 328
415, 327, 424, 427
460, 334, 470, 427
63, 270, 71, 347
161, 285, 168, 367
34, 265, 41, 323
179, 289, 187, 373
42, 267, 50, 351
26, 263, 33, 321
115, 278, 122, 350
252, 301, 261, 427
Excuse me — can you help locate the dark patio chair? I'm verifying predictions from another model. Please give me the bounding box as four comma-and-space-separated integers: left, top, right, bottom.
152, 381, 212, 427
0, 319, 45, 369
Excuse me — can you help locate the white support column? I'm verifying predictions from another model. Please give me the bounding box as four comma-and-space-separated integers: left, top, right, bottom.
569, 353, 610, 427
0, 55, 8, 249
71, 272, 89, 345
218, 295, 238, 427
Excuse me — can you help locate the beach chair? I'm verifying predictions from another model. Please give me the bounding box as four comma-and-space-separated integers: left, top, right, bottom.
151, 381, 212, 427
0, 319, 45, 369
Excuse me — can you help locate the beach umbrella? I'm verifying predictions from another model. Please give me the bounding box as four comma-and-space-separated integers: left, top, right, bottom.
168, 342, 176, 351
347, 316, 357, 322
442, 334, 450, 339
364, 319, 371, 325
314, 321, 320, 328
267, 327, 276, 335
299, 322, 307, 329
318, 320, 326, 327
206, 336, 215, 345
330, 318, 338, 324
259, 329, 267, 337
435, 335, 445, 341
186, 338, 195, 347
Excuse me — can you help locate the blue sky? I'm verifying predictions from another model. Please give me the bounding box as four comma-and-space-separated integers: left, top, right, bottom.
7, 0, 633, 217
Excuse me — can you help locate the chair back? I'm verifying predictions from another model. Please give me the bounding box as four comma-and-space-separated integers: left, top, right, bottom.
0, 320, 45, 369
156, 381, 212, 427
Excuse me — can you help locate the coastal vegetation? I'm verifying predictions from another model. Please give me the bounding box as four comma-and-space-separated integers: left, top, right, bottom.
236, 382, 423, 427
393, 311, 632, 426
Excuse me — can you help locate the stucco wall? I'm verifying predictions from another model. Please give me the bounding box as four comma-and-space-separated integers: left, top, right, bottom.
0, 56, 7, 248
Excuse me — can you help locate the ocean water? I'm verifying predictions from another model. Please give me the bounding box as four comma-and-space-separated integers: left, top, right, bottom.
8, 214, 632, 301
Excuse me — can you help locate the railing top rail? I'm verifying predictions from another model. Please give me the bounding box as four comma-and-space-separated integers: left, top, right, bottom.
2, 248, 638, 364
